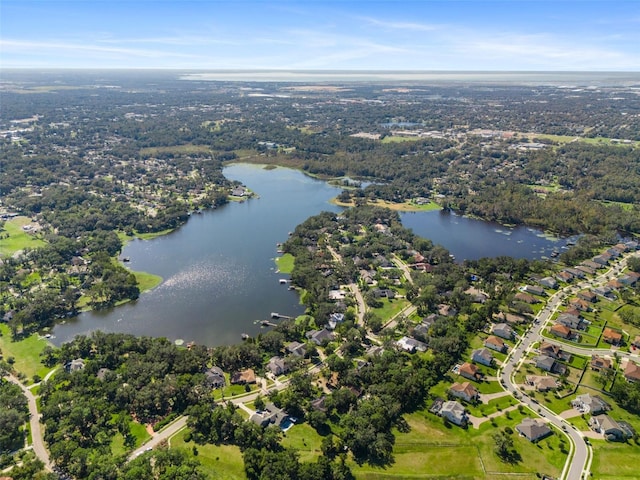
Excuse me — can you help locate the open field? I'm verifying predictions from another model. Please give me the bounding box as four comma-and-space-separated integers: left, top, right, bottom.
139, 145, 213, 156
275, 253, 295, 274
0, 324, 52, 381
0, 216, 46, 257
131, 270, 163, 293
331, 197, 441, 212
281, 423, 324, 462
171, 430, 246, 479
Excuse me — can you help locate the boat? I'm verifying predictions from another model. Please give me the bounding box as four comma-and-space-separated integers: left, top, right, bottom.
241, 333, 249, 340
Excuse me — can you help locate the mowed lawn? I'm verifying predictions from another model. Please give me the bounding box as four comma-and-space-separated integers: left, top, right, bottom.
171, 429, 246, 480
590, 439, 640, 479
0, 324, 52, 381
350, 408, 565, 480
0, 216, 46, 257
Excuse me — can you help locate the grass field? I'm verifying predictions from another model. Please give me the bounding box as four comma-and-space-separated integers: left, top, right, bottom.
380, 135, 421, 143
172, 430, 246, 479
331, 197, 441, 212
0, 216, 46, 257
275, 253, 295, 274
131, 269, 163, 293
590, 439, 640, 479
281, 423, 324, 462
0, 324, 52, 381
374, 297, 410, 323
139, 145, 213, 157
350, 408, 565, 479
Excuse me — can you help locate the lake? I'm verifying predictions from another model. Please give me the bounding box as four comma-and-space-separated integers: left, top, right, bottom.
52, 164, 570, 346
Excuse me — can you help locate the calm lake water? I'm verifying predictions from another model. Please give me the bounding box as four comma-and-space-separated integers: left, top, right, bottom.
52, 164, 570, 346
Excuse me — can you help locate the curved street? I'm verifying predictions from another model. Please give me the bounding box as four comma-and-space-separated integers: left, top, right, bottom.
5, 374, 52, 472
498, 251, 638, 480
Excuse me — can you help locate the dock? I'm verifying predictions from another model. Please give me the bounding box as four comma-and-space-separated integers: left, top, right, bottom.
261, 320, 278, 327
271, 312, 293, 320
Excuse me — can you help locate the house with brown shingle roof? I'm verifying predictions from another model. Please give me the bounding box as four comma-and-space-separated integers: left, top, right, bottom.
632, 335, 640, 349
516, 418, 552, 442
526, 375, 558, 392
602, 328, 622, 346
569, 298, 591, 311
448, 382, 479, 403
539, 342, 562, 359
459, 362, 481, 381
590, 355, 612, 372
624, 361, 640, 383
577, 290, 597, 303
230, 368, 256, 385
550, 324, 572, 339
484, 335, 507, 353
514, 292, 539, 304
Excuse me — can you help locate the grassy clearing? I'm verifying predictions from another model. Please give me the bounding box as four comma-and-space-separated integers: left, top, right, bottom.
374, 298, 410, 323
0, 324, 52, 381
0, 216, 46, 257
590, 439, 640, 479
171, 429, 246, 479
380, 135, 421, 143
330, 197, 441, 212
275, 253, 295, 274
134, 228, 175, 240
131, 269, 163, 293
139, 145, 212, 157
281, 423, 324, 462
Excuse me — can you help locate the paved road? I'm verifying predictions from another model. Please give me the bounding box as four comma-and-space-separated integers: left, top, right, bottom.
497, 251, 637, 480
5, 374, 52, 471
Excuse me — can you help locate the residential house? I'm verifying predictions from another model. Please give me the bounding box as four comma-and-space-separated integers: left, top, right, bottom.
449, 382, 479, 403
577, 290, 597, 303
438, 304, 457, 317
624, 361, 640, 383
556, 271, 573, 283
581, 260, 602, 270
619, 272, 640, 286
328, 313, 345, 330
96, 368, 112, 381
592, 254, 611, 266
366, 345, 385, 357
632, 336, 640, 349
565, 268, 585, 279
535, 355, 556, 372
572, 394, 610, 415
590, 355, 613, 372
539, 342, 562, 359
575, 265, 595, 276
484, 335, 507, 353
606, 279, 624, 290
539, 277, 558, 289
602, 328, 623, 346
550, 324, 572, 340
250, 403, 290, 429
65, 358, 85, 373
557, 313, 583, 330
526, 375, 558, 392
396, 336, 428, 353
204, 366, 226, 388
569, 298, 591, 311
471, 348, 494, 367
459, 362, 481, 381
310, 396, 327, 412
440, 400, 467, 426
230, 369, 256, 385
491, 323, 515, 340
266, 356, 288, 376
514, 292, 539, 304
494, 311, 527, 325
516, 418, 552, 442
306, 328, 335, 345
594, 286, 615, 300
523, 285, 545, 296
590, 415, 627, 441
286, 341, 307, 357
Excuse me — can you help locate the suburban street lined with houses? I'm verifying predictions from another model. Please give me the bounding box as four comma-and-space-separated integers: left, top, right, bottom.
498, 250, 639, 480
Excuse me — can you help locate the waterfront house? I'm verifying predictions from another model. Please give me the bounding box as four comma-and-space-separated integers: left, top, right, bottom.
471, 348, 494, 367
440, 400, 467, 426
204, 366, 226, 388
286, 341, 307, 357
602, 328, 623, 346
230, 368, 256, 385
516, 418, 552, 442
484, 335, 507, 353
266, 356, 288, 376
65, 358, 85, 373
448, 382, 479, 403
306, 328, 335, 345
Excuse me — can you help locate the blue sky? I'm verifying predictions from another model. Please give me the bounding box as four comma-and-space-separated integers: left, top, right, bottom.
1, 1, 639, 70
